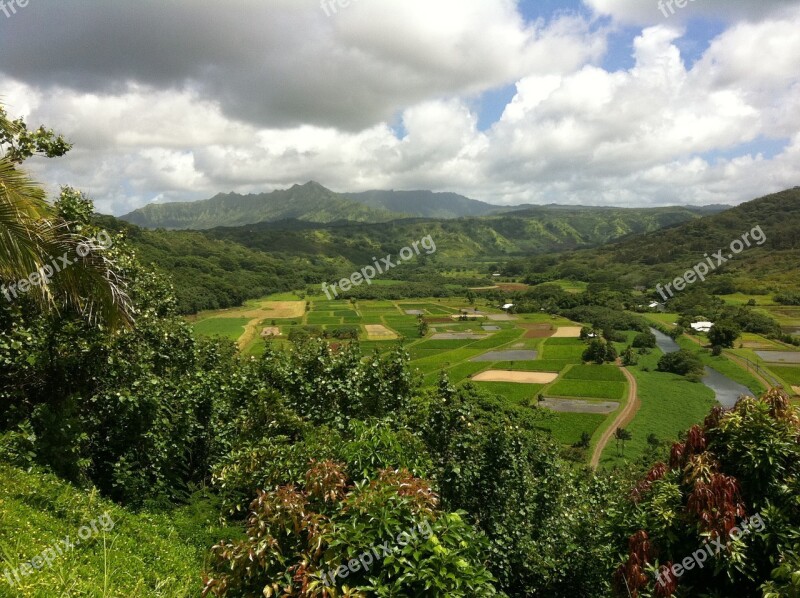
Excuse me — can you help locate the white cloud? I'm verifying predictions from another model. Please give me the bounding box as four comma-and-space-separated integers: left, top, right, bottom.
583, 0, 796, 25
2, 1, 799, 215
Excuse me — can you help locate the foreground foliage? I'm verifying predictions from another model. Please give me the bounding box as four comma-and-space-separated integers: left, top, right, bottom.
614, 389, 800, 597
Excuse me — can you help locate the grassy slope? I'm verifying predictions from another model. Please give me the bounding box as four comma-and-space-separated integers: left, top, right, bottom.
0, 464, 231, 597
597, 349, 716, 468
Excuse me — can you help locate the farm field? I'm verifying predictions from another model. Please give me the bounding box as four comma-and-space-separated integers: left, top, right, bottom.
719, 293, 777, 306
191, 317, 251, 341
189, 294, 769, 464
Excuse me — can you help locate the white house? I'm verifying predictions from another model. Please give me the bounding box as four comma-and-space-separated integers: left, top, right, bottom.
690, 321, 714, 333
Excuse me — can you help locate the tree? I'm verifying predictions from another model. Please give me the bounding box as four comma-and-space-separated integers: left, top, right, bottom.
622, 345, 637, 366
584, 339, 610, 364
614, 389, 800, 597
632, 331, 656, 349
573, 431, 591, 449
203, 462, 499, 597
657, 349, 704, 377
605, 343, 618, 363
0, 105, 132, 329
708, 321, 741, 349
418, 318, 429, 337
614, 427, 632, 456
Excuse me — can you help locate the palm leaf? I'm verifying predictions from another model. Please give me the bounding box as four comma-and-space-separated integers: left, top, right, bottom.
0, 157, 134, 329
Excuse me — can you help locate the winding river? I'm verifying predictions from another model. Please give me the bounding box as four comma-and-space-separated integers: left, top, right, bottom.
649, 328, 752, 408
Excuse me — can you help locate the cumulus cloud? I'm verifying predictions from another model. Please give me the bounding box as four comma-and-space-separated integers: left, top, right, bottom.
0, 0, 603, 131
1, 0, 799, 214
583, 0, 796, 25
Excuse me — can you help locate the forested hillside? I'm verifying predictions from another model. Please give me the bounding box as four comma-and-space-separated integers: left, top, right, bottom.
512, 188, 800, 294
342, 189, 510, 218
120, 182, 404, 229
107, 202, 714, 314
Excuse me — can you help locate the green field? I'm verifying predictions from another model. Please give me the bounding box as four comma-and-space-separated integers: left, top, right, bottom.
185, 295, 627, 459
472, 382, 545, 406
192, 317, 251, 341
719, 293, 777, 306
536, 412, 607, 446
770, 366, 800, 386
547, 379, 626, 401
540, 339, 586, 362
563, 365, 626, 382
598, 350, 716, 468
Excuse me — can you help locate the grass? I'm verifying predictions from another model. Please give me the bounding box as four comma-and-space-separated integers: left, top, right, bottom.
192, 317, 250, 341
675, 337, 765, 394
471, 382, 546, 406
641, 312, 680, 328
563, 365, 626, 382
536, 412, 606, 446
598, 349, 716, 468
0, 462, 234, 597
414, 339, 476, 350
467, 330, 523, 348
719, 293, 777, 306
770, 366, 800, 386
547, 380, 626, 401
540, 340, 585, 362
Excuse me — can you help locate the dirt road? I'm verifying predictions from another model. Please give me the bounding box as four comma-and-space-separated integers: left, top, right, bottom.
590, 367, 640, 469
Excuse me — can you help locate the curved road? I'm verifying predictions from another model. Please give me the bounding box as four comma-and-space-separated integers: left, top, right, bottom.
590, 366, 640, 469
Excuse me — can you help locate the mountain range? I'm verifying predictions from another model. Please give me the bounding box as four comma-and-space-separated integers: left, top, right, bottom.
120, 182, 511, 229
120, 182, 726, 230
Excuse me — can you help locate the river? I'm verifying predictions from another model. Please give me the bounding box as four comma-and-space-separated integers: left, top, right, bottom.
649, 328, 751, 408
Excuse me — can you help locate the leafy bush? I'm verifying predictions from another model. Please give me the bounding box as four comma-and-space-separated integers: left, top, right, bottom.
613, 390, 800, 597
632, 332, 656, 349
708, 321, 741, 349
657, 349, 704, 377
203, 462, 499, 597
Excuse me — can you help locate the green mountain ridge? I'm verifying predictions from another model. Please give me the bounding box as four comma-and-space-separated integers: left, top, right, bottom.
120, 182, 404, 229
342, 189, 511, 218
205, 205, 715, 261
121, 181, 726, 231
103, 202, 717, 314
520, 187, 800, 292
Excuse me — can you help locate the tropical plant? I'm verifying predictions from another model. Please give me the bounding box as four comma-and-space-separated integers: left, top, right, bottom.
613, 389, 800, 597
0, 105, 132, 328
203, 461, 499, 597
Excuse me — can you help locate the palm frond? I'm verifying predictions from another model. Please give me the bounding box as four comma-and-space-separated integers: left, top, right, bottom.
0, 157, 134, 330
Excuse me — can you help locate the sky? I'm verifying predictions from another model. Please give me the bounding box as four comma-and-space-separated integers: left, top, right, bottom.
1, 0, 798, 215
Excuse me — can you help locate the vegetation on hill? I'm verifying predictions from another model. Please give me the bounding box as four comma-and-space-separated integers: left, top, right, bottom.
343, 188, 510, 218
120, 182, 404, 230
510, 188, 800, 296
